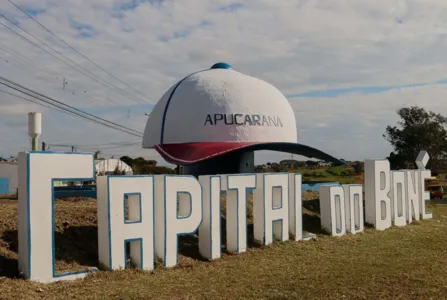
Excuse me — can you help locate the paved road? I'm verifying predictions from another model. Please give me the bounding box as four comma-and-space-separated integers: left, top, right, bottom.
431, 198, 447, 205
0, 199, 16, 205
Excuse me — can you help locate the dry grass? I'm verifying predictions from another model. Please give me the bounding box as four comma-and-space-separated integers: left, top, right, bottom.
0, 195, 446, 300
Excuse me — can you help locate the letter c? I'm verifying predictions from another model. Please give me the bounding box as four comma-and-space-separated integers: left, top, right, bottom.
235, 114, 243, 125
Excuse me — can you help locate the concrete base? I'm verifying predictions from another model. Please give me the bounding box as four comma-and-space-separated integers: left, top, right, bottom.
180, 151, 254, 177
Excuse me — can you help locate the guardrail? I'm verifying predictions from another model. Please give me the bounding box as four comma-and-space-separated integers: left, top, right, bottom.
54, 185, 97, 199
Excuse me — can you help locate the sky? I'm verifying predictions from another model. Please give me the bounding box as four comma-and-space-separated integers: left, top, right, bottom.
1, 0, 447, 167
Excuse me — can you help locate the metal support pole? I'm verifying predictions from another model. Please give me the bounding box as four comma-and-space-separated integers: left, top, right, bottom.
31, 137, 38, 151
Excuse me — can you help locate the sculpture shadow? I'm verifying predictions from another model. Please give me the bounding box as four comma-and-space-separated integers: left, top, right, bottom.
0, 230, 20, 278
220, 216, 261, 250
0, 198, 327, 277
302, 199, 323, 234
177, 215, 263, 262
53, 225, 99, 268
178, 234, 206, 261
54, 225, 211, 265
0, 255, 19, 278
0, 226, 99, 278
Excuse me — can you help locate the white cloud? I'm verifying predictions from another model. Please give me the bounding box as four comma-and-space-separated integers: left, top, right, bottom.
0, 0, 446, 165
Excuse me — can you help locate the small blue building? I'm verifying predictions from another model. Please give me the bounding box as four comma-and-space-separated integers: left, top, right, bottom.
0, 162, 18, 196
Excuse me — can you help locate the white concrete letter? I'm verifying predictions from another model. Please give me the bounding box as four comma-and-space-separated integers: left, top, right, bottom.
288, 173, 303, 241
419, 170, 432, 219
18, 152, 96, 283
223, 174, 256, 253
97, 176, 154, 271
342, 184, 364, 234
406, 170, 420, 223
154, 175, 202, 267
390, 171, 407, 227
364, 159, 392, 230
198, 175, 222, 260
320, 185, 346, 236
253, 173, 289, 245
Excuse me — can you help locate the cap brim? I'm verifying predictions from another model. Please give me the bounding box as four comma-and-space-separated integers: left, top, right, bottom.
154, 142, 345, 166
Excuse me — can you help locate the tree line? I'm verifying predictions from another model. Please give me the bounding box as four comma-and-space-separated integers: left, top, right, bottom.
119, 156, 176, 175
384, 106, 447, 171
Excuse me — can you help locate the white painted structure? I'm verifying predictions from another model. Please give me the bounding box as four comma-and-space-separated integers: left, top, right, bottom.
18, 152, 97, 283
17, 151, 434, 283
142, 63, 342, 168
143, 64, 297, 147
28, 112, 42, 151
95, 159, 133, 176
28, 112, 42, 138
0, 162, 18, 195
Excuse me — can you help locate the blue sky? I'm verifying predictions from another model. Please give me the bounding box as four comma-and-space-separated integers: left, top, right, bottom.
22, 6, 45, 17
86, 77, 442, 116
287, 80, 441, 98
1, 0, 447, 165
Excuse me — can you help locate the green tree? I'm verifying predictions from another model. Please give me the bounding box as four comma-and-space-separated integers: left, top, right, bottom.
120, 155, 134, 167
353, 161, 363, 175
113, 165, 122, 175
255, 165, 265, 173
383, 106, 447, 169
94, 150, 101, 160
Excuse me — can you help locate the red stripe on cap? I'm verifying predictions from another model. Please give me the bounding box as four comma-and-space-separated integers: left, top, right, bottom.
154, 142, 259, 165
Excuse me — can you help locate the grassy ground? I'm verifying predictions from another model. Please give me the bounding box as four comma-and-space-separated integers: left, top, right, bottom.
0, 195, 446, 300
296, 166, 364, 185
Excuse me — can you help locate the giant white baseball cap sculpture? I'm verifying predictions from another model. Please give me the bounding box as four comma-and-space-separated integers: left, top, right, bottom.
143, 62, 343, 165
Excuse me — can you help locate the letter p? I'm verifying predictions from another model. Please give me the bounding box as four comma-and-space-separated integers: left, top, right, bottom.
154, 175, 202, 267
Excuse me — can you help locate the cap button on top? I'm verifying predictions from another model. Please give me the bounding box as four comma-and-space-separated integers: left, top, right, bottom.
210, 62, 232, 69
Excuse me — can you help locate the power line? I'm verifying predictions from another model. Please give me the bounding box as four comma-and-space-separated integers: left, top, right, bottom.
78, 144, 140, 151
0, 44, 121, 108
0, 88, 77, 116
0, 89, 142, 142
0, 75, 143, 134
93, 153, 162, 159
46, 145, 163, 160
0, 76, 144, 137
47, 141, 140, 151
7, 0, 151, 101
0, 43, 57, 76
48, 139, 141, 147
0, 14, 148, 105
0, 77, 143, 137
0, 14, 147, 104
0, 49, 73, 95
